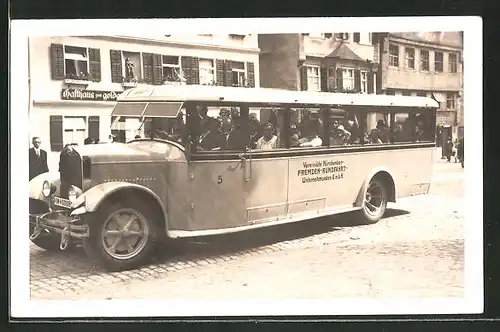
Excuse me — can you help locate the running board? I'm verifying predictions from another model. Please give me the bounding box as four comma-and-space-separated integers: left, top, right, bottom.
167, 206, 362, 238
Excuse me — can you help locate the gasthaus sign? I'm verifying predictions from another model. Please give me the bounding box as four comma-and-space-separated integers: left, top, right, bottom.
61, 88, 123, 102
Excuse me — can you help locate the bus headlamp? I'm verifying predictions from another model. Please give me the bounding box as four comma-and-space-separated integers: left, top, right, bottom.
42, 180, 56, 198
68, 185, 83, 203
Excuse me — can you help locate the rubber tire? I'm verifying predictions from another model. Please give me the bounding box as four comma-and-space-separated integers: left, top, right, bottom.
360, 178, 388, 224
83, 201, 158, 271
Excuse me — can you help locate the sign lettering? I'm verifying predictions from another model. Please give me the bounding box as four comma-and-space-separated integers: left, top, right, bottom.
61, 89, 122, 102
297, 159, 348, 183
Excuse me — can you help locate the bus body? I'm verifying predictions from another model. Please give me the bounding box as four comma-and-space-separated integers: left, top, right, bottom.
28, 85, 438, 271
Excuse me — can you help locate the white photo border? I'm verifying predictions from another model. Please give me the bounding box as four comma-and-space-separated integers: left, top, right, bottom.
10, 16, 483, 318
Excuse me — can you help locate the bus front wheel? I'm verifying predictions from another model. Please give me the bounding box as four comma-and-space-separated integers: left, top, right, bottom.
360, 178, 388, 224
83, 201, 157, 271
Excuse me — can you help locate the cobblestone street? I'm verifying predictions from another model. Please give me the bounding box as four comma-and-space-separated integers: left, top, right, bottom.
30, 159, 465, 300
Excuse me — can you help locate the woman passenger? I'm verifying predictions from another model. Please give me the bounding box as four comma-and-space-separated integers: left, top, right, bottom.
255, 123, 278, 150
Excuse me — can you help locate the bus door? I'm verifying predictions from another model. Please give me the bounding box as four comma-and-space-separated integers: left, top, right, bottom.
186, 104, 248, 231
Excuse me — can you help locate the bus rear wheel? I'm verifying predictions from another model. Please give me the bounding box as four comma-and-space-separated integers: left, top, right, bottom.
83, 202, 157, 271
360, 178, 388, 224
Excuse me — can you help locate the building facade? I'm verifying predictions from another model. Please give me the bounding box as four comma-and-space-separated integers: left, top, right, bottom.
258, 33, 379, 94
378, 32, 464, 143
28, 34, 260, 168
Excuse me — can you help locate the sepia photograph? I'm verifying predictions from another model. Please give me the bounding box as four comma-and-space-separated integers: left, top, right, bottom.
10, 17, 482, 318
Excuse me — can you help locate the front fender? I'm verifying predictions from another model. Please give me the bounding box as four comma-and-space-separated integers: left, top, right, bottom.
78, 181, 167, 217
353, 166, 398, 207
29, 172, 61, 201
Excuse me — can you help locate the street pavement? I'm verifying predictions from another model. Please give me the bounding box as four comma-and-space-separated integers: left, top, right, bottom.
30, 159, 465, 300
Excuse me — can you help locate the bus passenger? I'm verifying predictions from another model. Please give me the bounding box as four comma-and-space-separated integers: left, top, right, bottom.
298, 120, 322, 147
376, 120, 389, 143
289, 123, 300, 148
415, 119, 426, 142
255, 123, 278, 150
345, 114, 360, 144
368, 129, 383, 144
199, 118, 225, 151
331, 123, 351, 146
226, 116, 248, 150
249, 113, 261, 148
393, 123, 405, 142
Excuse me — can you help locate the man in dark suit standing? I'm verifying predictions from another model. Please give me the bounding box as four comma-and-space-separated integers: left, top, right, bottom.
29, 137, 49, 180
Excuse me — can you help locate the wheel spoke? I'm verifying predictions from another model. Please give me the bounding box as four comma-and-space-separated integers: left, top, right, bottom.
107, 236, 122, 254
125, 241, 135, 253
104, 229, 122, 236
123, 230, 144, 237
124, 215, 138, 231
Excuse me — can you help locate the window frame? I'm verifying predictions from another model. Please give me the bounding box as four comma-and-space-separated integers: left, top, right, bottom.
231, 61, 247, 87
334, 33, 349, 40
63, 45, 90, 79
420, 49, 430, 71
306, 65, 321, 92
62, 116, 88, 147
341, 67, 355, 91
360, 70, 368, 94
434, 51, 444, 72
405, 47, 415, 70
199, 58, 216, 86
449, 53, 458, 73
181, 101, 437, 161
162, 55, 182, 82
389, 44, 399, 68
446, 92, 455, 110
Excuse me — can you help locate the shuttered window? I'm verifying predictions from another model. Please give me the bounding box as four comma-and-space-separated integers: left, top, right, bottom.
110, 50, 123, 83
49, 115, 64, 151
246, 62, 255, 88
142, 53, 154, 85
88, 116, 100, 141
50, 44, 65, 80
215, 59, 225, 86
223, 60, 233, 87
367, 72, 374, 94
299, 66, 308, 91
335, 68, 343, 91
320, 67, 327, 92
179, 56, 200, 85
152, 54, 163, 85
354, 69, 361, 93
88, 48, 101, 82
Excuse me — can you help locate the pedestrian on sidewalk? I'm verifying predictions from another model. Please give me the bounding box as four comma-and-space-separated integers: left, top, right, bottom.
29, 137, 49, 180
457, 137, 464, 168
445, 138, 453, 163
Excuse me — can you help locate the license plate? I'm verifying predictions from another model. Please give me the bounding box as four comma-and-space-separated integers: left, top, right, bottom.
53, 196, 72, 209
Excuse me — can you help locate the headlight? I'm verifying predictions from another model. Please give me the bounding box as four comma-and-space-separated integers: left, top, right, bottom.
68, 185, 83, 203
42, 181, 53, 198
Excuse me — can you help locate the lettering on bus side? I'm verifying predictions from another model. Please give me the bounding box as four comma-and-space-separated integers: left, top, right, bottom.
296, 159, 348, 184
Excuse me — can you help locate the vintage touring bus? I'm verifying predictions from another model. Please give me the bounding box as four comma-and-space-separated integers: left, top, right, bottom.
29, 85, 439, 271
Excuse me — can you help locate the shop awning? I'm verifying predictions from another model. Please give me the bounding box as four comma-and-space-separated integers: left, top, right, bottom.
325, 43, 364, 62
111, 102, 148, 117
142, 102, 183, 118
432, 92, 447, 103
